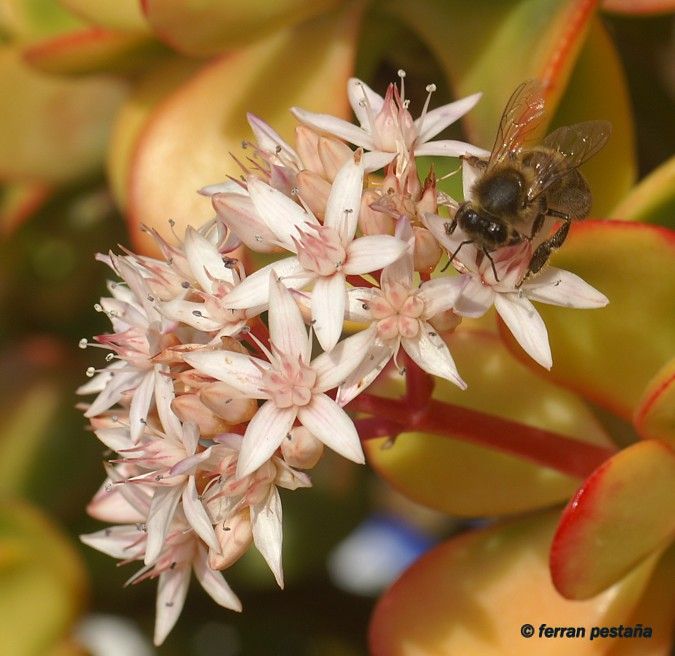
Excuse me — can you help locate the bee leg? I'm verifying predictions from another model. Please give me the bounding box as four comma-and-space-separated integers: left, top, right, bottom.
444, 218, 458, 236
527, 220, 571, 275
483, 248, 500, 282
546, 208, 570, 220
528, 214, 545, 239
441, 239, 472, 272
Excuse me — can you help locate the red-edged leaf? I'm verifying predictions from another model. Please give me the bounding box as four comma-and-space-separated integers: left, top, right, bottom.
370, 511, 661, 655
58, 0, 149, 32
22, 28, 167, 75
634, 358, 675, 443
551, 439, 675, 599
602, 0, 675, 14
0, 182, 51, 234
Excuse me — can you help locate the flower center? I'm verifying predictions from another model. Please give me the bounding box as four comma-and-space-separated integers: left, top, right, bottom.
262, 356, 317, 409
295, 224, 346, 277
369, 283, 424, 341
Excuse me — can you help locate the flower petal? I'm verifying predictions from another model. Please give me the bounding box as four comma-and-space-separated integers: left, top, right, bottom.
193, 545, 242, 611
313, 324, 379, 391
462, 157, 483, 202
336, 340, 394, 406
402, 328, 466, 389
154, 566, 191, 646
183, 350, 268, 399
247, 112, 300, 168
247, 175, 317, 249
324, 152, 364, 243
414, 92, 483, 143
414, 140, 490, 159
154, 366, 183, 440
362, 150, 396, 172
494, 293, 552, 369
347, 78, 385, 130
418, 275, 468, 318
237, 401, 297, 479
291, 106, 375, 150
251, 486, 284, 588
298, 394, 364, 464
184, 226, 236, 290
345, 287, 381, 322
453, 277, 495, 317
344, 235, 407, 276
145, 485, 183, 565
268, 272, 308, 359
524, 267, 609, 308
212, 191, 278, 252
182, 476, 220, 553
223, 256, 314, 309
311, 273, 347, 351
128, 370, 156, 443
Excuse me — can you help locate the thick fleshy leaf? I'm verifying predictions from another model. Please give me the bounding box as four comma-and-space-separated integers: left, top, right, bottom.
22, 29, 166, 76
365, 330, 613, 516
370, 512, 662, 656
143, 0, 340, 56
0, 46, 127, 183
502, 221, 675, 421
0, 501, 87, 655
634, 358, 675, 443
107, 56, 202, 210
610, 155, 675, 228
551, 439, 675, 599
58, 0, 149, 32
127, 4, 360, 254
0, 0, 85, 42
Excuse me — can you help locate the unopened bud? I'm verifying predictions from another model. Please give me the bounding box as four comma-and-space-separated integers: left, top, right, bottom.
296, 170, 331, 221
413, 226, 442, 273
209, 510, 253, 570
418, 173, 438, 215
318, 136, 353, 181
359, 190, 395, 236
281, 426, 324, 469
200, 382, 258, 424
428, 309, 462, 334
295, 125, 323, 175
171, 394, 229, 437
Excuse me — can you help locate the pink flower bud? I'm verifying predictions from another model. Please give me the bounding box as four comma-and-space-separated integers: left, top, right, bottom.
359, 190, 395, 236
209, 510, 253, 571
429, 309, 462, 334
281, 426, 324, 469
200, 382, 258, 424
171, 394, 229, 437
413, 226, 442, 273
317, 136, 353, 181
296, 170, 331, 221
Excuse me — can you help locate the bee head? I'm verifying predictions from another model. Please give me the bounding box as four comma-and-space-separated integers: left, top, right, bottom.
456, 204, 508, 250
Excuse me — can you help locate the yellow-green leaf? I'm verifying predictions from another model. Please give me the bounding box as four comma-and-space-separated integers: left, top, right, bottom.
366, 330, 612, 516
610, 155, 675, 227
634, 358, 675, 444
58, 0, 149, 33
142, 0, 342, 57
551, 440, 675, 599
506, 220, 675, 421
0, 46, 127, 184
370, 512, 660, 655
126, 4, 361, 254
0, 0, 85, 42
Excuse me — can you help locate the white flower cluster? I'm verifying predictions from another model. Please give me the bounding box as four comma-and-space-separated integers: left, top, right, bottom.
79, 73, 607, 645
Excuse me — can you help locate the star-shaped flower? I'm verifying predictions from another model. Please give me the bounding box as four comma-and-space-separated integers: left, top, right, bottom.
291, 73, 488, 173
220, 150, 407, 350
184, 274, 377, 479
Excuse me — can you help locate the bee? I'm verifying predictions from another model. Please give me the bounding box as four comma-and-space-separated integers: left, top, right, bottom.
445, 80, 611, 280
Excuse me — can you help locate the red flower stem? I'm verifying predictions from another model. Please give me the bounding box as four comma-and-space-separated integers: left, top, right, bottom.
346, 274, 378, 289
247, 317, 270, 353
354, 416, 402, 440
403, 353, 435, 408
347, 393, 616, 479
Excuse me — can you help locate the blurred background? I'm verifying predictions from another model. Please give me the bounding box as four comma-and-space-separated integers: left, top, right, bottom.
0, 1, 673, 654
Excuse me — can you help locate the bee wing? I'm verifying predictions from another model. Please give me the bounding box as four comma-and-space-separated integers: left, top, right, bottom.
487, 80, 546, 170
527, 120, 612, 201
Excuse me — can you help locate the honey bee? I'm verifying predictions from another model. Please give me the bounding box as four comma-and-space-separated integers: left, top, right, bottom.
445, 80, 611, 280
